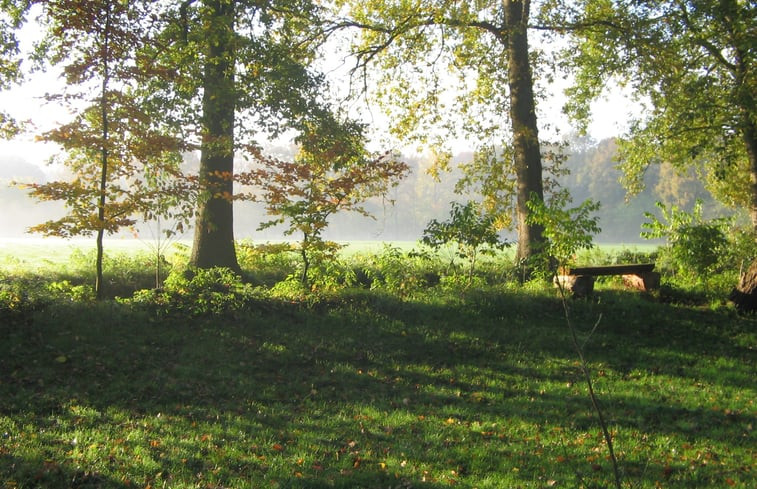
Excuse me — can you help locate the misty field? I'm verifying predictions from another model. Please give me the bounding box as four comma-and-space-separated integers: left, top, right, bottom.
1, 240, 754, 488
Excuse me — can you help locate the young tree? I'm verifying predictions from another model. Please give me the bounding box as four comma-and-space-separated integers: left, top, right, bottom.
334, 0, 548, 265
244, 121, 409, 285
563, 0, 756, 230
23, 0, 188, 299
422, 200, 508, 280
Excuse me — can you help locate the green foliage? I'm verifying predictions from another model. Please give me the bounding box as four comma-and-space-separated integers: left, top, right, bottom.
642, 201, 729, 281
721, 226, 757, 272
359, 244, 437, 295
565, 0, 757, 216
0, 1, 26, 137
124, 267, 253, 317
422, 200, 509, 279
526, 191, 602, 275
454, 145, 518, 230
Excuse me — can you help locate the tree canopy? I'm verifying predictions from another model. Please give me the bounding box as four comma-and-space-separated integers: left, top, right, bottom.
563, 0, 756, 229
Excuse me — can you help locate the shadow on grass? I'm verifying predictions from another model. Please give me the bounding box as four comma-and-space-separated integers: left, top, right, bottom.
1, 288, 755, 488
0, 454, 131, 488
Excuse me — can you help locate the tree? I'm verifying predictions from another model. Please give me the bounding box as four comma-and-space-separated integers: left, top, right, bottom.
334, 0, 547, 264
146, 0, 337, 271
22, 0, 188, 299
0, 1, 26, 137
563, 0, 756, 230
422, 200, 509, 280
244, 121, 409, 285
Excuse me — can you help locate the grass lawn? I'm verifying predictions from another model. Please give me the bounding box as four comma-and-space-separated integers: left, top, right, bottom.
1, 267, 755, 489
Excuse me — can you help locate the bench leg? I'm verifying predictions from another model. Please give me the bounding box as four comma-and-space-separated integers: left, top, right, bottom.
554, 275, 595, 296
622, 272, 660, 291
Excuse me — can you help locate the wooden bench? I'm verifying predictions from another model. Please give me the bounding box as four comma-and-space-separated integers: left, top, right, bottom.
555, 263, 659, 295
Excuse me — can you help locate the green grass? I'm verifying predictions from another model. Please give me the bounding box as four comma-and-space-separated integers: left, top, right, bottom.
2, 258, 756, 489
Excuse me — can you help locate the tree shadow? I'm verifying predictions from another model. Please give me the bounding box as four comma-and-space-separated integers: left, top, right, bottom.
1, 454, 132, 489
1, 289, 754, 488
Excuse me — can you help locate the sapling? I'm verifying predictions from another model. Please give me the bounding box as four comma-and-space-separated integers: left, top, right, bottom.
421, 200, 509, 282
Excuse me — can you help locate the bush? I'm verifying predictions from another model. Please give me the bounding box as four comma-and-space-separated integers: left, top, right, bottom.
123, 267, 254, 317
642, 201, 729, 282
47, 280, 96, 302
359, 245, 437, 295
236, 241, 298, 285
422, 200, 509, 279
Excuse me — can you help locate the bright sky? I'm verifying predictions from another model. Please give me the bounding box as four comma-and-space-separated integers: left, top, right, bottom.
0, 74, 636, 170
0, 11, 639, 170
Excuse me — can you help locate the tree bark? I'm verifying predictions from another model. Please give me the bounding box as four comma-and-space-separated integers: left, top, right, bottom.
730, 257, 757, 312
190, 0, 240, 271
503, 0, 545, 265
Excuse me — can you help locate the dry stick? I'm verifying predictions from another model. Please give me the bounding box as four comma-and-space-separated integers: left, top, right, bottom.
556, 282, 622, 489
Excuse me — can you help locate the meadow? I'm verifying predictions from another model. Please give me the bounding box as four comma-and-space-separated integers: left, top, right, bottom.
0, 239, 754, 488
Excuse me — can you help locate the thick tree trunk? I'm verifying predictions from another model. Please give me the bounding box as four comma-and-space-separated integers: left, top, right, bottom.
504, 0, 545, 265
190, 0, 240, 271
732, 114, 757, 312
730, 258, 757, 313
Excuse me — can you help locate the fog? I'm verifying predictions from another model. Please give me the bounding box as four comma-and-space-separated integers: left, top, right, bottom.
1, 138, 724, 246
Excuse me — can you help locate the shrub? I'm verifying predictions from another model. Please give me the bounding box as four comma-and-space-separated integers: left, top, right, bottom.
47, 280, 96, 302
123, 267, 253, 317
642, 201, 729, 281
360, 244, 436, 295
422, 201, 509, 280
236, 241, 298, 285
526, 191, 601, 279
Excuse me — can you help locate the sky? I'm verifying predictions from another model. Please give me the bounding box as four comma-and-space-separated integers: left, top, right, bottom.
0, 0, 650, 174
0, 11, 639, 170
0, 72, 637, 171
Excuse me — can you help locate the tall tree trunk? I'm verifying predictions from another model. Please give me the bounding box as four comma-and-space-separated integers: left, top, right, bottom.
95, 1, 112, 300
503, 0, 545, 264
190, 0, 240, 271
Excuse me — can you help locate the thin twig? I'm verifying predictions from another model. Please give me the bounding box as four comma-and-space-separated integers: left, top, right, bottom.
555, 278, 622, 489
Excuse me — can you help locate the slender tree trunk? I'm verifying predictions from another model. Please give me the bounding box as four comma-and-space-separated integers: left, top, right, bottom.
190, 0, 240, 271
503, 0, 545, 265
744, 118, 757, 234
95, 2, 112, 300
301, 237, 310, 286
